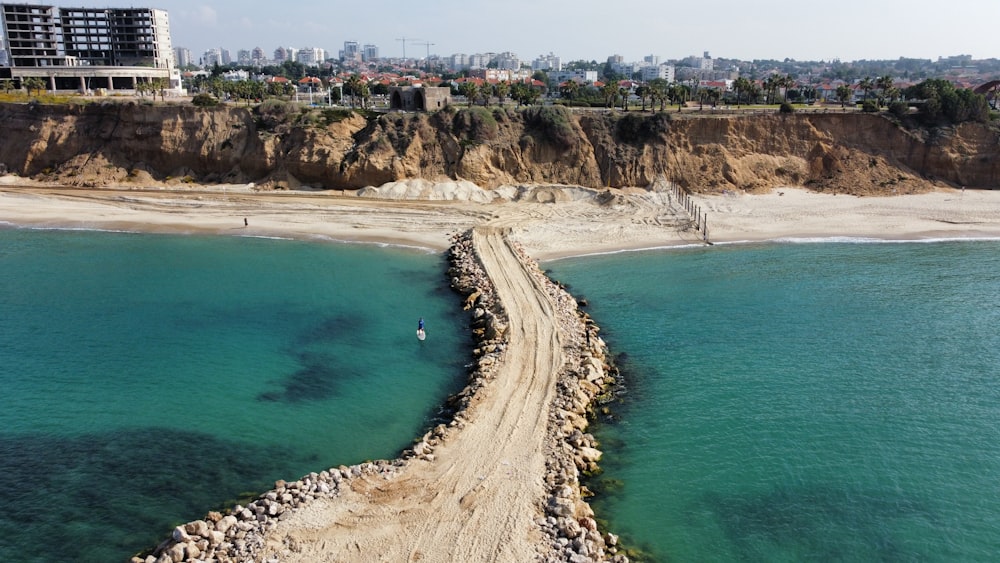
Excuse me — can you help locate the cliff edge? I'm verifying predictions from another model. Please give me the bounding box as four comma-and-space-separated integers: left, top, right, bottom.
0, 101, 996, 194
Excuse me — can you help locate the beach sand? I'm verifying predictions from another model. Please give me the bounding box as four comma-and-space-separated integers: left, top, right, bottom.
4, 180, 1000, 562
3, 181, 999, 260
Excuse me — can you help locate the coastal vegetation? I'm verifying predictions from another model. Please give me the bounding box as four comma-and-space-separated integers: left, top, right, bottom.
522, 105, 578, 148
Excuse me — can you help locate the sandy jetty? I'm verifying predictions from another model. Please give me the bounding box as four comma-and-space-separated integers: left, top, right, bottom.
4, 180, 1000, 563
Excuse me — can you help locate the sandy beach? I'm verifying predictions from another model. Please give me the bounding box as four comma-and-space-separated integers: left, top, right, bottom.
4, 181, 1000, 260
4, 180, 1000, 563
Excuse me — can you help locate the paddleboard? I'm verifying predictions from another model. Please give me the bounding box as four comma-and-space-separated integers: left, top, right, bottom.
417, 329, 426, 341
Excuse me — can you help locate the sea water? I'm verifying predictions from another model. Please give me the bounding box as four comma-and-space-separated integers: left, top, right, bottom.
0, 228, 471, 562
548, 241, 1000, 562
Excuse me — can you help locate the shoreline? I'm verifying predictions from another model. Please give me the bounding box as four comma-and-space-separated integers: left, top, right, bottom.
5, 183, 1000, 261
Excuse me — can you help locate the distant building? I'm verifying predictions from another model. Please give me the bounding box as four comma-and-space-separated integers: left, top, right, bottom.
494, 51, 520, 71
251, 46, 265, 64
202, 48, 221, 67
468, 52, 494, 70
550, 70, 598, 84
700, 51, 713, 71
532, 53, 561, 72
296, 47, 324, 66
362, 44, 378, 62
174, 47, 192, 68
341, 41, 359, 62
0, 3, 180, 92
446, 53, 469, 71
469, 68, 531, 82
641, 64, 675, 82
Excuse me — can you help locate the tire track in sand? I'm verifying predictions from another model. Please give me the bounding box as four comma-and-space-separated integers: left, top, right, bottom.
259, 226, 564, 562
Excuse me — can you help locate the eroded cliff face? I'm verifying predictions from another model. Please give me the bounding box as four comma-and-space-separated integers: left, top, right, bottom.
0, 101, 997, 193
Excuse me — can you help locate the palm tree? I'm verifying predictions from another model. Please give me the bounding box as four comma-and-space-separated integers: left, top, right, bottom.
708, 87, 721, 108
600, 80, 619, 108
635, 85, 649, 111
875, 75, 894, 107
152, 78, 169, 101
859, 77, 874, 103
357, 81, 371, 109
762, 76, 777, 105
836, 84, 853, 108
459, 81, 478, 106
780, 74, 795, 103
559, 80, 579, 101
885, 86, 901, 105
668, 83, 690, 111
648, 78, 668, 111
732, 77, 751, 108
495, 81, 510, 106
345, 74, 362, 108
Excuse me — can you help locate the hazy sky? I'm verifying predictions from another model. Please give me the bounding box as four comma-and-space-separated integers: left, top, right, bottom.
133, 0, 1000, 63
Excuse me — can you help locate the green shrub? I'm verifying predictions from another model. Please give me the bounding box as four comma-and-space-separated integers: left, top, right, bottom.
862, 100, 878, 113
888, 101, 910, 118
191, 93, 218, 107
779, 102, 795, 114
452, 107, 499, 142
522, 105, 576, 148
321, 108, 353, 125
615, 112, 671, 144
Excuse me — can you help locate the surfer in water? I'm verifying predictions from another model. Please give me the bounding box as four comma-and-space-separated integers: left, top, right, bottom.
417, 317, 426, 340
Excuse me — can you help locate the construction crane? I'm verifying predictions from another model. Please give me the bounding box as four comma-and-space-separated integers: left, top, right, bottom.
415, 41, 435, 74
396, 37, 421, 60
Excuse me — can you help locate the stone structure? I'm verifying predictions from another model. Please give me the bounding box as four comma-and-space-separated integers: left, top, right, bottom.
389, 85, 451, 111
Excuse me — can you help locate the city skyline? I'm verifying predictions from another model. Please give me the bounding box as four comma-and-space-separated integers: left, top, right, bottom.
54, 0, 1000, 64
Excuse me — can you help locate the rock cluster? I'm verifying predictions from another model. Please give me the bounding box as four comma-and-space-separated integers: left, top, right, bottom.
136, 228, 626, 563
501, 239, 629, 563
133, 462, 403, 563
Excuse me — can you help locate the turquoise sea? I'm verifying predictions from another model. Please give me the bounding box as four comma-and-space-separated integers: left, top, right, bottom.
0, 228, 471, 562
547, 240, 1000, 562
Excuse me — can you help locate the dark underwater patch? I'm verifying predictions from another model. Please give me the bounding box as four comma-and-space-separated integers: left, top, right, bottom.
703, 484, 934, 562
257, 352, 350, 403
0, 427, 297, 562
257, 312, 369, 404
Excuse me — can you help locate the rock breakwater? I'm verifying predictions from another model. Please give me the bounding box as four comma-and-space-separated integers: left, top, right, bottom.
135, 228, 626, 563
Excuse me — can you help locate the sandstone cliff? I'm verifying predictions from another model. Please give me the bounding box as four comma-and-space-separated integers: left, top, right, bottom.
0, 101, 997, 194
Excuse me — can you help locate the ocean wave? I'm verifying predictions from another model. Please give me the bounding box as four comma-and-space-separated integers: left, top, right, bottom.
303, 233, 438, 254
544, 243, 708, 261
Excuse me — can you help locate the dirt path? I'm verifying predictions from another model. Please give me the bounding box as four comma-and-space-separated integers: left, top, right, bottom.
258, 226, 565, 562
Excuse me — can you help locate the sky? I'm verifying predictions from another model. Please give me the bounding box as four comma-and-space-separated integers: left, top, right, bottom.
104, 0, 1000, 64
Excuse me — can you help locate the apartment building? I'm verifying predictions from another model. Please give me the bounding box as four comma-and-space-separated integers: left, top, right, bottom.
0, 3, 179, 93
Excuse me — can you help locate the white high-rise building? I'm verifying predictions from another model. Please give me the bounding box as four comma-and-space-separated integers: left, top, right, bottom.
532, 53, 561, 71
447, 53, 469, 71
495, 51, 520, 71
641, 64, 675, 82
296, 47, 324, 66
174, 47, 192, 68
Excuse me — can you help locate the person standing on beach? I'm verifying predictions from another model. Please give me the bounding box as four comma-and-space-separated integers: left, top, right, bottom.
244, 217, 248, 227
